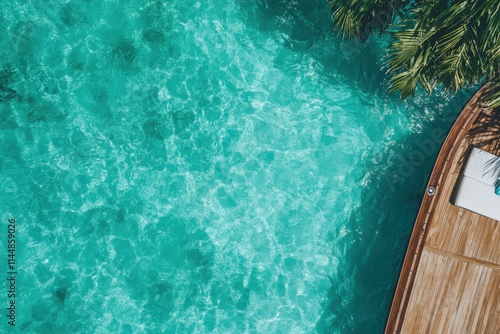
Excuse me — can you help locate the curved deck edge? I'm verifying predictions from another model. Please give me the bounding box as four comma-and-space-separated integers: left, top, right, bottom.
384, 86, 489, 334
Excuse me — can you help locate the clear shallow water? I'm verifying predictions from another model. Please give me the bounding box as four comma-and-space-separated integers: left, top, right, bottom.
0, 0, 473, 333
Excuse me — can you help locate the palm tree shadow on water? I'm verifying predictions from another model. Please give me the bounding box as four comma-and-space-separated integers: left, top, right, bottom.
314, 94, 477, 333
237, 0, 391, 97
237, 1, 485, 332
238, 1, 480, 332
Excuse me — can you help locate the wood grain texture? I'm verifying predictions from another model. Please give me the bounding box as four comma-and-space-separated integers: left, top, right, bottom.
385, 86, 500, 334
400, 249, 500, 334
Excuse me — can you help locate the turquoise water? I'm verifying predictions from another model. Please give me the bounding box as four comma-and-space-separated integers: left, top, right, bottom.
0, 0, 473, 333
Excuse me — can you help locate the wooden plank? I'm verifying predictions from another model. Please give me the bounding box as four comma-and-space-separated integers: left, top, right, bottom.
399, 250, 500, 334
425, 246, 500, 270
385, 85, 500, 333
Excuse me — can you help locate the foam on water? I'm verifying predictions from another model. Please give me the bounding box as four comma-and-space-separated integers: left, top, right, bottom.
0, 0, 473, 333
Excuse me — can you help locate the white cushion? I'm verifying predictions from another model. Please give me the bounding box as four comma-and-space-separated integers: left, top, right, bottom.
462, 147, 499, 185
452, 147, 500, 221
453, 176, 500, 221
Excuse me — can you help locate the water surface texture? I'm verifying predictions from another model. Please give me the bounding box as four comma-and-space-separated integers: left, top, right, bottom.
0, 0, 472, 333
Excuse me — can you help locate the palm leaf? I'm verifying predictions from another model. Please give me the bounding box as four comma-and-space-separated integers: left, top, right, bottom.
331, 0, 499, 101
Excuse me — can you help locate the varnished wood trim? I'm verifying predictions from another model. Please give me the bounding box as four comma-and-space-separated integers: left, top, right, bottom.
384, 86, 490, 334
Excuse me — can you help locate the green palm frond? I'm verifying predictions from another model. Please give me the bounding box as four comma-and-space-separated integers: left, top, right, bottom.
329, 0, 408, 40
479, 1, 500, 52
439, 44, 470, 91
487, 93, 500, 108
386, 0, 499, 99
329, 0, 499, 102
437, 24, 467, 56
331, 6, 361, 39
485, 77, 500, 108
412, 0, 447, 29
387, 27, 436, 72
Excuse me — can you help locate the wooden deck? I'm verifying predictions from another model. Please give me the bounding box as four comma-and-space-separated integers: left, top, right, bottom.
385, 86, 500, 334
